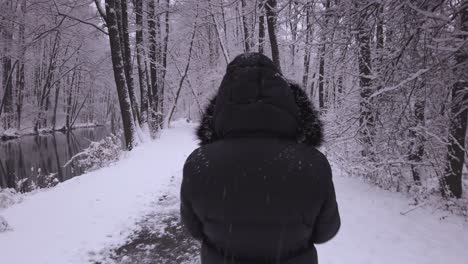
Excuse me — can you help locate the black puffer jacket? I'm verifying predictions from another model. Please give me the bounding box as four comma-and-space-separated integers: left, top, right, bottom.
181, 53, 340, 264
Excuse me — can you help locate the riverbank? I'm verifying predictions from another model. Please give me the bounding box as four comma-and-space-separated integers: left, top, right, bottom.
0, 120, 197, 263
0, 125, 116, 191
0, 123, 105, 141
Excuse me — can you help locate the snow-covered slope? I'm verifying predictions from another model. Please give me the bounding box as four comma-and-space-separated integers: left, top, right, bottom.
0, 121, 467, 264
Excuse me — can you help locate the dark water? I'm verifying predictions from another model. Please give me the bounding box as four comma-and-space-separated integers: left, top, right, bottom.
0, 127, 114, 192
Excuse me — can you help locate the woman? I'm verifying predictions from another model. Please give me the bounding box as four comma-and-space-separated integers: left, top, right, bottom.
181, 53, 340, 264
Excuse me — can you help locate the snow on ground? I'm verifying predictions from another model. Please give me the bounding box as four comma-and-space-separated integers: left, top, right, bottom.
0, 120, 198, 264
317, 168, 468, 264
1, 120, 468, 264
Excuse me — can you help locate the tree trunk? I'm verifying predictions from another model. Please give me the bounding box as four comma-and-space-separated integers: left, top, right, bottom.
135, 0, 149, 125
241, 0, 251, 52
258, 1, 265, 54
317, 0, 330, 110
356, 2, 374, 157
441, 0, 468, 198
120, 0, 140, 124
65, 67, 77, 130
160, 0, 170, 121
220, 0, 227, 40
318, 45, 326, 109
407, 21, 427, 185
148, 0, 160, 133
265, 0, 281, 72
408, 92, 425, 183
288, 1, 299, 67
104, 0, 136, 150
1, 1, 14, 129
16, 0, 26, 130
52, 80, 61, 130
302, 4, 313, 89
156, 2, 164, 125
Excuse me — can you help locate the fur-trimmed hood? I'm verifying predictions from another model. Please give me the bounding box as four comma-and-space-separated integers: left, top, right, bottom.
196, 81, 323, 147
196, 53, 323, 147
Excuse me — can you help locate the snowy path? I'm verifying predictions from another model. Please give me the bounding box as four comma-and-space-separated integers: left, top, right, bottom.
1, 122, 467, 264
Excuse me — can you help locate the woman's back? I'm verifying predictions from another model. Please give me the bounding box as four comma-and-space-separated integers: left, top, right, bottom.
181, 53, 340, 264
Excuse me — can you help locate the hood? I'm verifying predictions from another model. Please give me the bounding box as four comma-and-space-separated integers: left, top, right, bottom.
196, 53, 323, 147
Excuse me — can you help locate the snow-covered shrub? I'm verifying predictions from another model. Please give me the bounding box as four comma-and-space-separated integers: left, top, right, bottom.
37, 173, 60, 189
66, 134, 122, 173
0, 128, 20, 140
322, 96, 468, 217
15, 172, 59, 192
0, 188, 22, 209
0, 215, 10, 232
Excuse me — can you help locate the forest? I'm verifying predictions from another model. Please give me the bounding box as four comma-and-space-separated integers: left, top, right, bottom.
0, 0, 467, 203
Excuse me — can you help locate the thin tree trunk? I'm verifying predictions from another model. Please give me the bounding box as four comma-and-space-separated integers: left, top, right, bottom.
408, 24, 426, 185
16, 0, 26, 130
318, 0, 330, 109
160, 0, 170, 121
288, 1, 298, 67
219, 0, 228, 50
258, 0, 265, 54
265, 0, 281, 72
318, 45, 326, 109
356, 2, 374, 157
408, 90, 426, 183
120, 0, 140, 124
1, 1, 14, 129
65, 67, 77, 130
302, 4, 313, 89
241, 0, 251, 52
52, 80, 61, 130
135, 0, 148, 125
148, 0, 160, 132
155, 0, 164, 126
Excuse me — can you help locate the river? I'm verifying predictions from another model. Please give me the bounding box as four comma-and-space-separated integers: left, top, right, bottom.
0, 127, 116, 192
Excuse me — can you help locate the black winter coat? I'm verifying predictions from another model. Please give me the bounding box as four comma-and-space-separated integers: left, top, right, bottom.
181, 53, 340, 264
